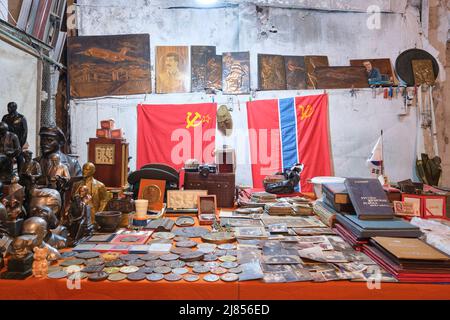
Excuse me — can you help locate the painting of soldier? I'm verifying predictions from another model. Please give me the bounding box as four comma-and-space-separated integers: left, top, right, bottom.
68, 34, 151, 98
284, 56, 307, 90
191, 46, 216, 92
156, 46, 190, 94
206, 55, 223, 91
222, 52, 250, 95
258, 54, 287, 91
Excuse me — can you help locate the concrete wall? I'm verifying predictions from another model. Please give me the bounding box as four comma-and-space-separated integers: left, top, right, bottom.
0, 40, 39, 155
72, 0, 432, 186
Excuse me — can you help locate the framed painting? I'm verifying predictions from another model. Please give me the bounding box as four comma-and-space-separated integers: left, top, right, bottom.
305, 55, 329, 89
191, 46, 216, 92
156, 46, 190, 93
206, 55, 223, 91
284, 56, 307, 90
258, 54, 287, 91
222, 52, 250, 94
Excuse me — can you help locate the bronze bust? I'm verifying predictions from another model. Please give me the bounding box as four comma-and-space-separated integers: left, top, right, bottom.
0, 122, 21, 183
30, 205, 67, 249
35, 127, 81, 186
21, 217, 61, 261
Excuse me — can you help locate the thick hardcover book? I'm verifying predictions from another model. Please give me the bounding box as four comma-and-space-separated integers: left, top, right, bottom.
323, 194, 354, 213
322, 183, 350, 204
345, 178, 394, 220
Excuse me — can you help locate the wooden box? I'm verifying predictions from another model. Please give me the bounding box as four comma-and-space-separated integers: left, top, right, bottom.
198, 195, 217, 225
101, 119, 115, 130
96, 129, 111, 138
87, 138, 129, 188
111, 129, 123, 139
184, 172, 235, 208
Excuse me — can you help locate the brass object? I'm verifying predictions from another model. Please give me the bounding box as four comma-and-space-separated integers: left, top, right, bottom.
94, 144, 115, 165
201, 232, 236, 244
412, 59, 436, 85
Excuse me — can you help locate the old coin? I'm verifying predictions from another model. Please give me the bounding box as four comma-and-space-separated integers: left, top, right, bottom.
164, 273, 182, 282
166, 260, 186, 269
193, 266, 210, 274
197, 243, 217, 254
226, 250, 238, 257
88, 272, 109, 282
85, 258, 105, 267
210, 267, 227, 275
201, 232, 236, 244
76, 252, 101, 260
203, 254, 218, 262
153, 266, 172, 274
104, 267, 121, 274
204, 262, 220, 269
170, 247, 193, 255
48, 266, 63, 274
145, 260, 167, 268
214, 250, 227, 256
172, 268, 189, 275
60, 259, 85, 267
140, 254, 160, 261
120, 266, 140, 274
126, 260, 145, 267
175, 241, 197, 248
173, 227, 210, 238
48, 270, 68, 279
203, 274, 220, 282
183, 274, 200, 282
105, 260, 125, 268
127, 272, 147, 281
218, 244, 236, 250
68, 272, 88, 281
174, 236, 190, 242
61, 251, 77, 258
101, 252, 121, 262
108, 273, 127, 282
221, 273, 239, 282
229, 267, 243, 274
160, 254, 179, 262
139, 267, 155, 274
219, 255, 237, 263
186, 261, 204, 268
147, 273, 164, 281
221, 262, 239, 269
153, 232, 175, 240
175, 216, 195, 227
180, 252, 204, 262
119, 254, 141, 261
82, 265, 105, 273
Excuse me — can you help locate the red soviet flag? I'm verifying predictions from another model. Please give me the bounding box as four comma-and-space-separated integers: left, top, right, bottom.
137, 103, 217, 170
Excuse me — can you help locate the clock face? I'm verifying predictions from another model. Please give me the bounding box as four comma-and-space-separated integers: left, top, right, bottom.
95, 144, 115, 165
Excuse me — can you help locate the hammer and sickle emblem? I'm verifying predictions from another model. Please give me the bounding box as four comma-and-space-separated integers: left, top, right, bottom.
298, 104, 314, 121
186, 112, 203, 129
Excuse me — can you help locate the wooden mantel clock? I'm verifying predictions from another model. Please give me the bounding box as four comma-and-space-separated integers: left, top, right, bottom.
87, 138, 129, 188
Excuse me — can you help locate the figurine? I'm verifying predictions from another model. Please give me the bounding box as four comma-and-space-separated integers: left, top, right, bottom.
1, 184, 26, 237
1, 234, 37, 279
0, 121, 21, 183
21, 217, 61, 261
30, 205, 67, 249
29, 188, 61, 221
32, 246, 49, 278
20, 150, 42, 183
72, 163, 108, 222
9, 234, 37, 260
35, 127, 81, 186
46, 153, 70, 191
66, 185, 94, 246
2, 102, 27, 172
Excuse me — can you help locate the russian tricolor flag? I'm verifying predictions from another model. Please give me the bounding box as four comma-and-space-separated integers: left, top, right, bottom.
247, 94, 332, 192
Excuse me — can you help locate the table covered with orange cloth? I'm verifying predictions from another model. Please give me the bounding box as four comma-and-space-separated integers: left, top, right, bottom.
0, 277, 449, 300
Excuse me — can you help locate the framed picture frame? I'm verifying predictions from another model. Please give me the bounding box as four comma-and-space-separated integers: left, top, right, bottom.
138, 179, 166, 211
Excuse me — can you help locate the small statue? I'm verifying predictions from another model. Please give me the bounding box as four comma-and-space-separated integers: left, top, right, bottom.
46, 153, 70, 191
0, 121, 21, 183
21, 217, 61, 261
35, 127, 81, 186
72, 163, 108, 222
32, 246, 49, 278
20, 150, 42, 183
2, 102, 27, 172
30, 205, 67, 249
66, 185, 94, 246
9, 234, 37, 260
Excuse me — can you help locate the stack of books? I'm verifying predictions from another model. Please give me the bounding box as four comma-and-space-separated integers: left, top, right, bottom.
363, 237, 450, 283
265, 203, 294, 216
250, 192, 277, 203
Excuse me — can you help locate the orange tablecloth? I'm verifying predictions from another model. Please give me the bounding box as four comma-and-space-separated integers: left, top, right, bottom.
0, 278, 449, 300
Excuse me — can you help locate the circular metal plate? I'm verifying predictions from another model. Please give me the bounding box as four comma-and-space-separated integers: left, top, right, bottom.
159, 254, 180, 262
166, 260, 186, 269
218, 244, 236, 250
145, 260, 167, 268
153, 232, 175, 240
229, 267, 243, 274
175, 241, 197, 248
127, 272, 147, 281
186, 261, 204, 268
81, 265, 105, 274
75, 252, 100, 260
125, 260, 145, 267
88, 272, 109, 282
201, 232, 236, 245
221, 273, 239, 282
153, 266, 172, 274
147, 273, 164, 282
203, 274, 220, 282
104, 267, 121, 274
221, 262, 239, 269
172, 268, 189, 275
48, 270, 68, 279
197, 243, 217, 254
67, 272, 88, 281
139, 267, 155, 274
180, 252, 204, 262
175, 216, 195, 227
108, 273, 128, 282
61, 251, 77, 259
85, 258, 105, 267
174, 236, 190, 242
395, 48, 439, 86
219, 255, 237, 263
60, 259, 86, 267
210, 267, 227, 275
203, 254, 218, 262
164, 273, 182, 282
170, 247, 193, 255
140, 254, 160, 261
105, 260, 125, 268
204, 262, 220, 269
120, 266, 140, 274
193, 265, 210, 274
119, 254, 141, 261
183, 274, 200, 282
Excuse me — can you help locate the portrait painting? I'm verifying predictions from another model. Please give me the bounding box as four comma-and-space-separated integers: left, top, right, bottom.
284, 56, 306, 90
304, 55, 329, 89
68, 34, 151, 98
258, 54, 287, 91
156, 46, 190, 93
222, 52, 250, 94
206, 55, 223, 91
350, 58, 397, 84
191, 46, 216, 92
